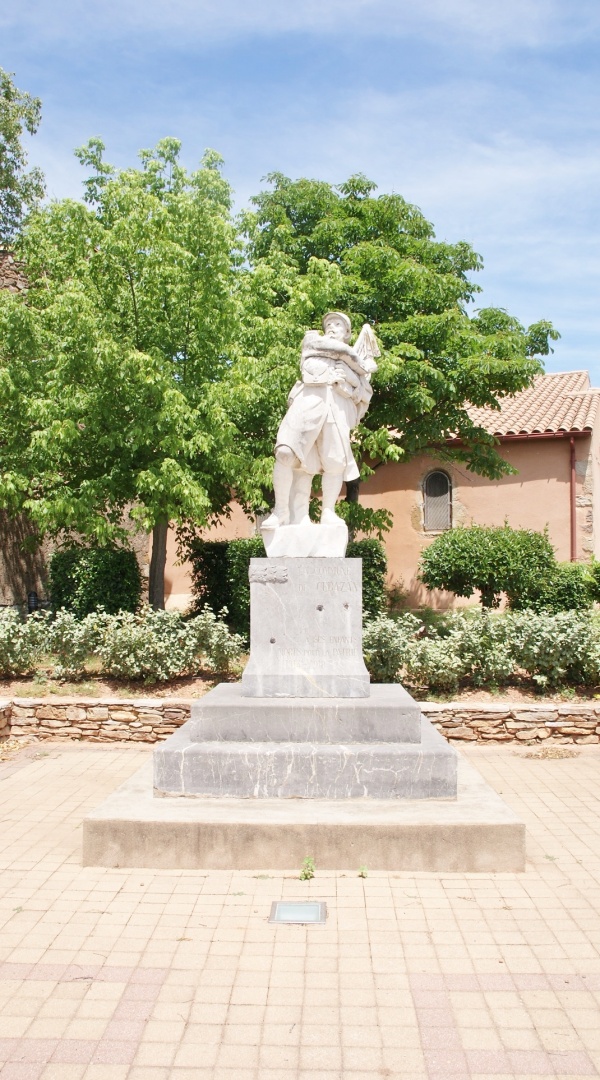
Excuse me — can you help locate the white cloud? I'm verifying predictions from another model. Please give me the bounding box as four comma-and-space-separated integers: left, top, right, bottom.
3, 0, 600, 50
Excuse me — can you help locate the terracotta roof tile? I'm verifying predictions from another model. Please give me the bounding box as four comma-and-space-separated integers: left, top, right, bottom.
467, 371, 600, 436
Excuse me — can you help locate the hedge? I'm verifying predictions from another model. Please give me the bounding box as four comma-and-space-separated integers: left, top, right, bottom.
49, 545, 142, 617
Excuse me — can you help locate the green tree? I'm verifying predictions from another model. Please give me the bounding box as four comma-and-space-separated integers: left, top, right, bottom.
0, 67, 44, 244
227, 173, 558, 530
418, 524, 557, 608
0, 138, 238, 607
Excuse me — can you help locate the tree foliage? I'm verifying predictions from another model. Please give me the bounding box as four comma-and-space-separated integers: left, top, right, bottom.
0, 139, 238, 605
224, 173, 559, 531
0, 67, 44, 244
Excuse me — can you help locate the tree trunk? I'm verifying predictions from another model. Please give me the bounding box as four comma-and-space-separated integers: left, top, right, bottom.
148, 519, 168, 610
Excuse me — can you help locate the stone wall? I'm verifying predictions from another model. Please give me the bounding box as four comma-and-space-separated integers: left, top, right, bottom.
7, 698, 190, 742
0, 700, 11, 739
0, 697, 599, 745
423, 702, 600, 744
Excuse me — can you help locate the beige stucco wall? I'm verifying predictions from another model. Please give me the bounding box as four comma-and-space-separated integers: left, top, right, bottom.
163, 504, 256, 611
359, 434, 594, 607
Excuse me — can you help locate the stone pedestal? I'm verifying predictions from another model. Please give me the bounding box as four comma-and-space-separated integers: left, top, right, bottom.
154, 683, 457, 799
83, 550, 526, 871
241, 557, 370, 698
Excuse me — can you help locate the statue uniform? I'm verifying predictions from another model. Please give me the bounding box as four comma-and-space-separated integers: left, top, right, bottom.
275, 330, 372, 482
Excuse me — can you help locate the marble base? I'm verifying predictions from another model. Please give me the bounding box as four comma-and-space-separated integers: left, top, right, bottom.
241, 557, 370, 698
83, 755, 526, 872
154, 715, 457, 799
189, 683, 422, 743
262, 520, 348, 558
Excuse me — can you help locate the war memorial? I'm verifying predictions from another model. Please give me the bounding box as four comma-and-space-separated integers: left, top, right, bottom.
84, 314, 524, 871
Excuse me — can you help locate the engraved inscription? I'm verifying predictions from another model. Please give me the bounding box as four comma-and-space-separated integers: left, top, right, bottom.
316, 580, 358, 593
249, 566, 289, 584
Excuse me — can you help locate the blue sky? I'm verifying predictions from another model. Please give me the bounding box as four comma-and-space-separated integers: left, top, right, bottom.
3, 0, 600, 379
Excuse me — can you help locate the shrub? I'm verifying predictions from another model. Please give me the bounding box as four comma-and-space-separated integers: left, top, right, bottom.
509, 561, 594, 613
505, 610, 600, 687
187, 536, 265, 637
226, 537, 267, 635
187, 540, 230, 618
0, 608, 45, 676
94, 606, 243, 682
186, 607, 245, 673
405, 632, 466, 693
49, 545, 142, 617
588, 559, 600, 603
362, 613, 421, 682
451, 609, 514, 686
347, 538, 387, 618
419, 524, 556, 608
45, 609, 102, 679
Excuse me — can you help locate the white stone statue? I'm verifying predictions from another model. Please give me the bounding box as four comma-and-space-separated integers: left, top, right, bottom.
262, 312, 379, 555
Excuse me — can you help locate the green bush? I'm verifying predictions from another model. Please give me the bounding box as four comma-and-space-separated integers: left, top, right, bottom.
45, 609, 103, 679
450, 609, 514, 686
226, 537, 267, 634
505, 610, 600, 687
187, 540, 230, 618
419, 524, 556, 608
509, 561, 594, 613
94, 606, 244, 682
405, 632, 466, 694
362, 607, 600, 692
347, 538, 387, 618
588, 559, 600, 603
187, 537, 265, 636
0, 608, 45, 676
49, 545, 142, 617
362, 613, 421, 682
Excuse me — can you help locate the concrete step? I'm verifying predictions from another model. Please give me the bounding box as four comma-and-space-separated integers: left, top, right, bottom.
154, 717, 457, 799
83, 755, 525, 872
190, 682, 422, 744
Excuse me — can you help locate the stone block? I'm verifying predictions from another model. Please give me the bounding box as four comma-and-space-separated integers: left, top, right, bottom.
83, 756, 525, 872
154, 715, 457, 799
189, 682, 421, 744
36, 706, 65, 720
241, 557, 370, 698
262, 520, 348, 558
66, 706, 86, 722
513, 711, 557, 723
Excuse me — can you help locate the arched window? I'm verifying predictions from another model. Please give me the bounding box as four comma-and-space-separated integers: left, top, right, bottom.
423, 471, 451, 531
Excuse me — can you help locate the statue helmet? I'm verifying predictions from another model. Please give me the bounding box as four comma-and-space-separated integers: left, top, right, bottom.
322, 311, 352, 340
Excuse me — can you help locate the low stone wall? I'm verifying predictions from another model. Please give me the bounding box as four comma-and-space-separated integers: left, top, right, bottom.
423, 702, 600, 744
7, 698, 191, 742
0, 697, 599, 745
0, 699, 11, 738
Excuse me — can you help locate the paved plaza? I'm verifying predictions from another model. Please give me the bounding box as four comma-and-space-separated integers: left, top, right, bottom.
0, 740, 599, 1080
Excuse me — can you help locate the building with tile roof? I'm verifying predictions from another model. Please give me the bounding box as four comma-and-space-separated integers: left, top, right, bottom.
353, 370, 600, 607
